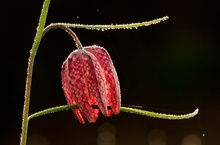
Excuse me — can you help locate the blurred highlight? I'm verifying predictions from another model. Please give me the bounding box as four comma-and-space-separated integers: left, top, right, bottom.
148, 129, 167, 145
97, 122, 117, 145
181, 133, 202, 145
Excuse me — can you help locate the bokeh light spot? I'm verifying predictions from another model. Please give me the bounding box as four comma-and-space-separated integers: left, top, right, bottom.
97, 122, 116, 145
181, 133, 202, 145
147, 129, 167, 145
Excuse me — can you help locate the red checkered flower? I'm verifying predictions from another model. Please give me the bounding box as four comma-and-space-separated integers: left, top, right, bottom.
61, 44, 121, 123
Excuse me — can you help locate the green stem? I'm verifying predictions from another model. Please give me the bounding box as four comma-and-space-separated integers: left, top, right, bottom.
31, 0, 51, 56
20, 0, 51, 145
28, 105, 77, 120
120, 107, 199, 120
43, 26, 83, 49
43, 16, 169, 32
28, 105, 199, 121
20, 55, 34, 145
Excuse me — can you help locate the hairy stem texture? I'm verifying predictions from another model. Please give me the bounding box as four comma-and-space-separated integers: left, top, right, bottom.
20, 0, 51, 145
28, 105, 199, 121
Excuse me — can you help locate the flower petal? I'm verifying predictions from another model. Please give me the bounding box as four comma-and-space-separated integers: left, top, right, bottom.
61, 62, 85, 123
62, 49, 99, 123
85, 46, 121, 116
85, 51, 108, 116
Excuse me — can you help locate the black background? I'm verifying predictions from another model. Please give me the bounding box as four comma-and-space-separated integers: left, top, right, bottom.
1, 0, 220, 145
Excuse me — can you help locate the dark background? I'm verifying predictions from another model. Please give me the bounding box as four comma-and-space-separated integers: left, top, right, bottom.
1, 0, 220, 145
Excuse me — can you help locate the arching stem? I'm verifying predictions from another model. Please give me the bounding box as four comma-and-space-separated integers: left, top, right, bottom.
28, 105, 199, 121
43, 25, 83, 49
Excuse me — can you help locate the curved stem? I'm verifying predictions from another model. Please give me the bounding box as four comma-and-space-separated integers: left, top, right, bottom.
28, 105, 199, 121
20, 0, 51, 145
43, 26, 83, 49
63, 26, 84, 49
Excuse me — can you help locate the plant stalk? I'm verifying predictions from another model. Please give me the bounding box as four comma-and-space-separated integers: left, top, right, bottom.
20, 55, 35, 145
20, 0, 51, 145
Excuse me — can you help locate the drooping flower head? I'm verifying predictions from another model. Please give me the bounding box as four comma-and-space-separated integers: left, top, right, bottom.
61, 31, 121, 123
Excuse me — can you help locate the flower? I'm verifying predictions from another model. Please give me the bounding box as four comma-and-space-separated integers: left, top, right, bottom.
61, 45, 121, 123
